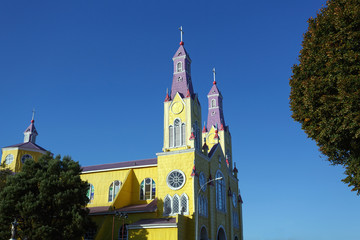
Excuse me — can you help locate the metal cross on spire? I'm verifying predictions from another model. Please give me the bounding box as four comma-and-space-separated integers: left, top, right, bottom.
31, 108, 36, 121
179, 26, 184, 43
213, 67, 216, 85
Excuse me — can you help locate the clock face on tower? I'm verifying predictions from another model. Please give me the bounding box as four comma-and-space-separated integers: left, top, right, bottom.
21, 154, 32, 163
171, 101, 184, 115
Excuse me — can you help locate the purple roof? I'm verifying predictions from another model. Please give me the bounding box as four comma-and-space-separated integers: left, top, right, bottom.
3, 141, 47, 152
24, 121, 38, 135
172, 44, 190, 59
131, 217, 176, 225
82, 158, 157, 172
116, 198, 157, 213
170, 44, 194, 99
207, 83, 226, 131
88, 198, 157, 215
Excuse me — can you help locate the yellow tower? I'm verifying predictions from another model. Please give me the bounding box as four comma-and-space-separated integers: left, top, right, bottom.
1, 113, 48, 172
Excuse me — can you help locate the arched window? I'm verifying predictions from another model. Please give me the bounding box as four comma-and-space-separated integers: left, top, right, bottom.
199, 195, 208, 217
232, 211, 239, 228
169, 125, 174, 147
211, 99, 216, 108
169, 119, 186, 148
181, 123, 186, 146
164, 195, 172, 215
200, 226, 208, 240
84, 227, 97, 240
108, 180, 122, 202
118, 224, 128, 240
216, 171, 226, 211
174, 119, 181, 146
180, 193, 189, 214
177, 62, 182, 72
173, 194, 180, 213
140, 178, 156, 200
87, 183, 95, 203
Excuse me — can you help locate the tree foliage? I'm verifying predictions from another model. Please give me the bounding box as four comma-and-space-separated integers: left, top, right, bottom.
0, 163, 12, 191
0, 153, 93, 240
290, 0, 360, 194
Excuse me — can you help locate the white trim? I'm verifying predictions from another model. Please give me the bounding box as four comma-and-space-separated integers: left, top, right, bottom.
128, 223, 177, 229
207, 94, 220, 98
157, 148, 195, 156
172, 55, 186, 61
82, 164, 157, 174
2, 147, 47, 154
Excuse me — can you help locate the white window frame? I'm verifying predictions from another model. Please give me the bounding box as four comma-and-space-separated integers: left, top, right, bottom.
211, 99, 216, 108
108, 180, 122, 202
140, 178, 156, 200
177, 62, 182, 72
87, 183, 95, 204
164, 194, 172, 215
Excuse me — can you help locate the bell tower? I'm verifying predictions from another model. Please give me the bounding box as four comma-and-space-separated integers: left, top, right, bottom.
203, 69, 233, 169
163, 27, 202, 152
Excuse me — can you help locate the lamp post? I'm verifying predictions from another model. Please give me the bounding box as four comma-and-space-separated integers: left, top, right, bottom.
118, 212, 128, 240
111, 211, 128, 240
195, 176, 223, 240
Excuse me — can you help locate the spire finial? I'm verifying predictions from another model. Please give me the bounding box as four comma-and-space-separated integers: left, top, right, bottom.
179, 26, 184, 45
31, 108, 35, 123
213, 67, 216, 85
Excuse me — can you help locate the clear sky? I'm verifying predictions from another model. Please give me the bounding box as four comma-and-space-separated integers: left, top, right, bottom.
1, 0, 359, 239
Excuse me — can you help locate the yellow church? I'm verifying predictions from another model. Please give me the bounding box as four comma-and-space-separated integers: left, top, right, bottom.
1, 35, 243, 240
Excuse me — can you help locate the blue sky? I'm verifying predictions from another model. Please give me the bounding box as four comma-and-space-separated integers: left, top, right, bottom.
1, 0, 359, 239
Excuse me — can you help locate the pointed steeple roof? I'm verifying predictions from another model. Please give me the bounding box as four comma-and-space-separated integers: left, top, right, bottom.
207, 71, 226, 131
24, 110, 38, 143
170, 28, 194, 99
24, 120, 38, 136
172, 44, 190, 60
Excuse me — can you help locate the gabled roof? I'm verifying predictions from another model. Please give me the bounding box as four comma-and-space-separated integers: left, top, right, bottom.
82, 158, 157, 172
3, 141, 47, 152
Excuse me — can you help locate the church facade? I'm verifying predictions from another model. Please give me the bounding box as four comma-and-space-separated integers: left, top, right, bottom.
1, 38, 243, 240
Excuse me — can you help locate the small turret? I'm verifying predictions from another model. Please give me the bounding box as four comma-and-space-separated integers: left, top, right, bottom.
24, 110, 38, 143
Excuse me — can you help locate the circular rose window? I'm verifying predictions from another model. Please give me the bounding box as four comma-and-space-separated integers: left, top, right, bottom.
167, 170, 186, 190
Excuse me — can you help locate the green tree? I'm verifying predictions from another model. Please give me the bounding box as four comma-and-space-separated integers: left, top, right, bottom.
290, 0, 360, 194
0, 153, 93, 240
0, 163, 12, 191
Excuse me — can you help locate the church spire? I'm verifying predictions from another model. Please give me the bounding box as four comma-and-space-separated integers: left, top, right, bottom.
207, 68, 225, 131
170, 26, 194, 99
24, 109, 38, 143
